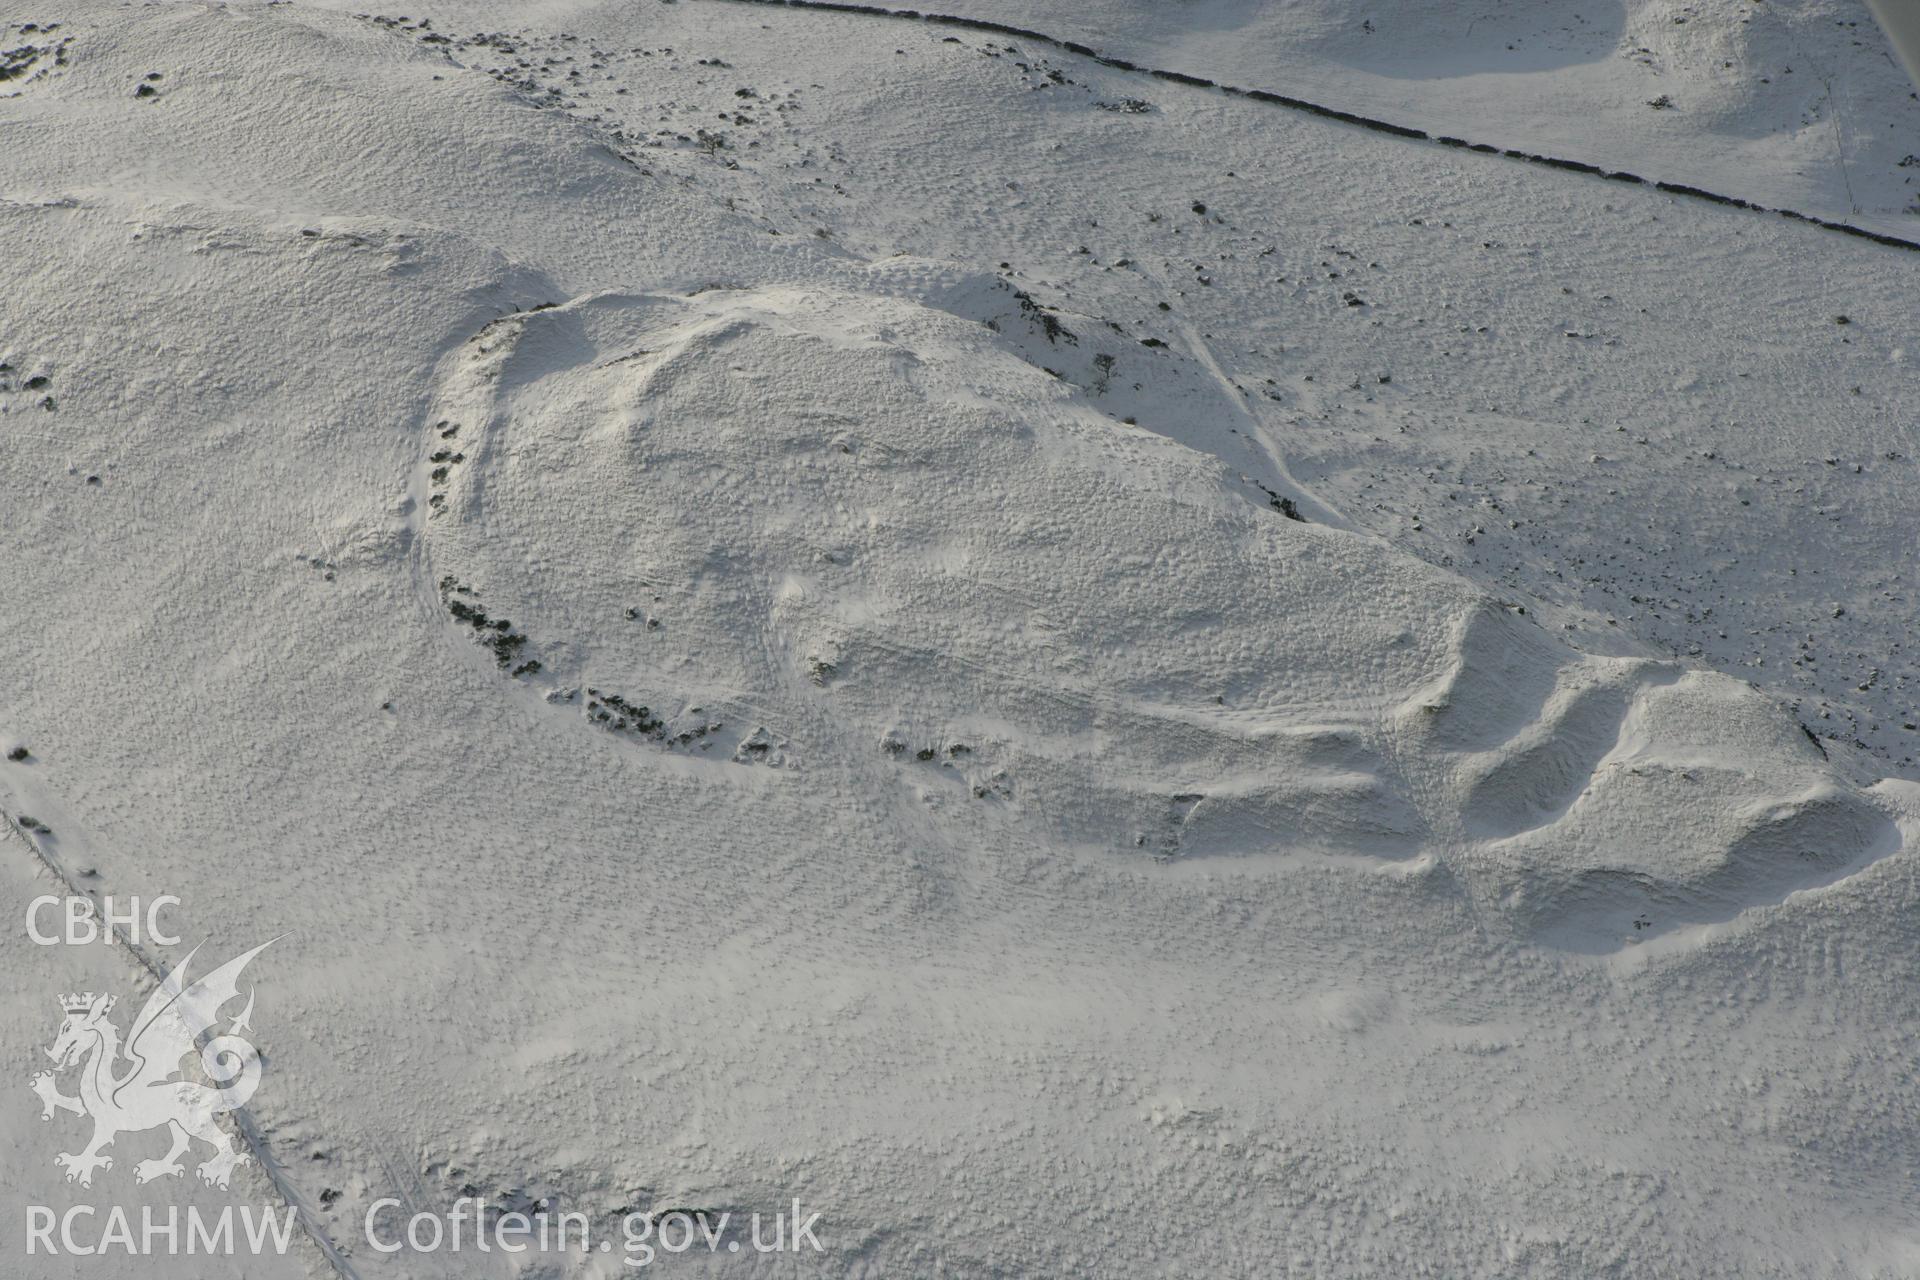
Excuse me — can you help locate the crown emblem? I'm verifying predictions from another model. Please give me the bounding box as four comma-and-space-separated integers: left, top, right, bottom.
59, 992, 104, 1014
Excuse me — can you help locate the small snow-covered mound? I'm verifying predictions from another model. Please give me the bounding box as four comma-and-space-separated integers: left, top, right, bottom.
1402, 611, 1903, 951
420, 281, 1902, 945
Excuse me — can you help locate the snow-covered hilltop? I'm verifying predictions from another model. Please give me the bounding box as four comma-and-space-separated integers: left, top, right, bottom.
3, 3, 1917, 1277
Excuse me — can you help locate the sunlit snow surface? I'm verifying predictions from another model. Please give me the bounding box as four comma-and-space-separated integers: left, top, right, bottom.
3, 3, 1919, 1276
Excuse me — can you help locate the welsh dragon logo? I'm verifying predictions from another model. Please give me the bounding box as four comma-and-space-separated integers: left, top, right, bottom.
29, 939, 276, 1189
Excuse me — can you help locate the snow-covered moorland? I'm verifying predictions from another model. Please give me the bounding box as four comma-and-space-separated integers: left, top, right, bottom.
2, 1, 1917, 1276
